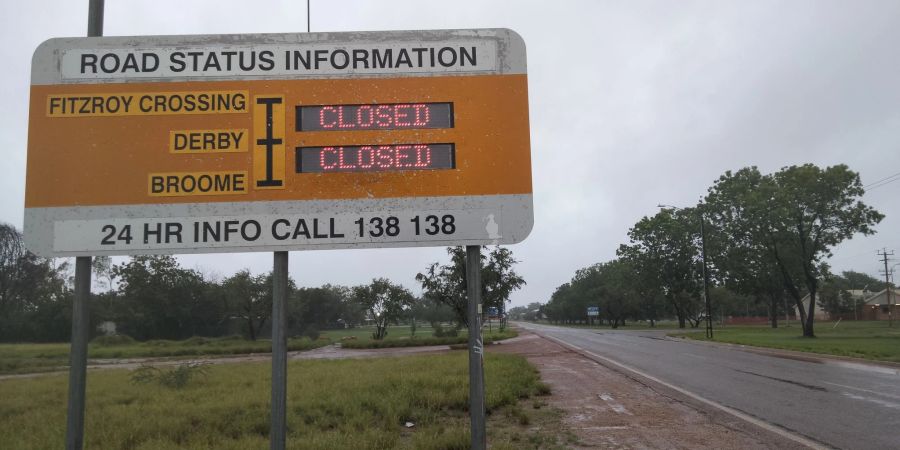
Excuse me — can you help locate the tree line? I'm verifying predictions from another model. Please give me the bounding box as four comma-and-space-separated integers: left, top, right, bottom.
541, 164, 884, 337
0, 224, 525, 343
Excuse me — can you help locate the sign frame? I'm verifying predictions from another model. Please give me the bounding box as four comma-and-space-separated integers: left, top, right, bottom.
25, 29, 532, 257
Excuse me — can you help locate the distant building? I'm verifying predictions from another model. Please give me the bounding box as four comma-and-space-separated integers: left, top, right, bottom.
796, 293, 831, 320
861, 288, 900, 321
796, 288, 899, 321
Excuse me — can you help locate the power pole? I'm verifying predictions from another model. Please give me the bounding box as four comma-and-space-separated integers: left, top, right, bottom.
699, 216, 713, 339
878, 249, 894, 327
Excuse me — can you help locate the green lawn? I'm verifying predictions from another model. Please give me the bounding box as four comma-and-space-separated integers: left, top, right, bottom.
677, 321, 900, 363
0, 353, 567, 450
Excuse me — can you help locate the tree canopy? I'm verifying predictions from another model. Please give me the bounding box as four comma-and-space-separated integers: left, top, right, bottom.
416, 246, 525, 328
704, 164, 882, 336
542, 164, 883, 337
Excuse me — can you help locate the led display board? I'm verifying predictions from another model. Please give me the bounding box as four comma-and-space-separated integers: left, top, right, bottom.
297, 144, 455, 173
296, 103, 454, 131
25, 29, 531, 256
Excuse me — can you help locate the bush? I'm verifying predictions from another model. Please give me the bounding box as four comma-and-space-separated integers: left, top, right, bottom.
182, 336, 210, 346
303, 326, 320, 341
90, 334, 135, 346
130, 362, 209, 389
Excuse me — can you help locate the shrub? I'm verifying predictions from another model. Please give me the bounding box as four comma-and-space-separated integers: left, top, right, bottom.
182, 336, 210, 346
130, 362, 209, 389
303, 326, 320, 341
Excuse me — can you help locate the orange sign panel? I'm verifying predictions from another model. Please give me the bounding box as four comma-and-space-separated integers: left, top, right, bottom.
25, 29, 531, 256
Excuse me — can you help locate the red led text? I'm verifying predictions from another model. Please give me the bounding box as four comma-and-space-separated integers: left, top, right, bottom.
318, 104, 432, 129
320, 145, 433, 171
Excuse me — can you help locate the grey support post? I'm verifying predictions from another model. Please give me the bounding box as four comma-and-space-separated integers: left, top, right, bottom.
466, 245, 487, 450
66, 3, 103, 449
271, 251, 289, 450
65, 256, 92, 450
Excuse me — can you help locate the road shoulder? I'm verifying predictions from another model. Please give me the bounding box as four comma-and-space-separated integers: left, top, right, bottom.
490, 330, 808, 449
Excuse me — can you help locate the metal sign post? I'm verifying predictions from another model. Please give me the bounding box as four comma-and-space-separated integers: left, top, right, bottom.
466, 245, 486, 450
65, 257, 92, 450
65, 2, 103, 449
271, 251, 288, 450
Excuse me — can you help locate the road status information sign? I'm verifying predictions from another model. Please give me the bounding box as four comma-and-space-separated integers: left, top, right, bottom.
25, 29, 532, 256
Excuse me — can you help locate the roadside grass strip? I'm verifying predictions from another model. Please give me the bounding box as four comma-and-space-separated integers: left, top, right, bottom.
0, 352, 562, 450
678, 321, 900, 362
338, 329, 518, 349
0, 326, 519, 376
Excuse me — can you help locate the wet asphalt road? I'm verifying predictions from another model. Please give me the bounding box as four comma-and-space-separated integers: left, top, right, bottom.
516, 322, 900, 450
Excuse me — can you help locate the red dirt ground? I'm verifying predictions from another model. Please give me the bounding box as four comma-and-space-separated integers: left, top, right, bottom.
489, 331, 806, 449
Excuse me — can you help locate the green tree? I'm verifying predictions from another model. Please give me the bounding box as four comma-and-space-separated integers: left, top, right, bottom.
408, 294, 456, 329
222, 270, 270, 340
416, 246, 526, 328
0, 223, 70, 342
618, 208, 704, 328
838, 270, 890, 290
596, 260, 642, 328
542, 260, 644, 327
291, 284, 358, 337
704, 165, 883, 337
702, 187, 789, 328
351, 278, 414, 340
508, 302, 544, 321
113, 255, 223, 339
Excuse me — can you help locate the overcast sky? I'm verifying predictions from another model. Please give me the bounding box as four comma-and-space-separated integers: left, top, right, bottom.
3, 0, 899, 306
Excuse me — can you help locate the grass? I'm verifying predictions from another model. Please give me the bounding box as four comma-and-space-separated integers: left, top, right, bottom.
0, 352, 566, 449
320, 323, 441, 342
677, 321, 900, 363
339, 329, 518, 349
0, 325, 520, 376
0, 335, 328, 376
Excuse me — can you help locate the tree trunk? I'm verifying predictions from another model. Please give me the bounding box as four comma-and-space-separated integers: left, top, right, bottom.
247, 317, 257, 341
803, 291, 816, 337
670, 297, 686, 328
769, 293, 778, 329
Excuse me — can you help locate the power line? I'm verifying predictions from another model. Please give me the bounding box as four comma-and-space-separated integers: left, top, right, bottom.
864, 171, 900, 191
